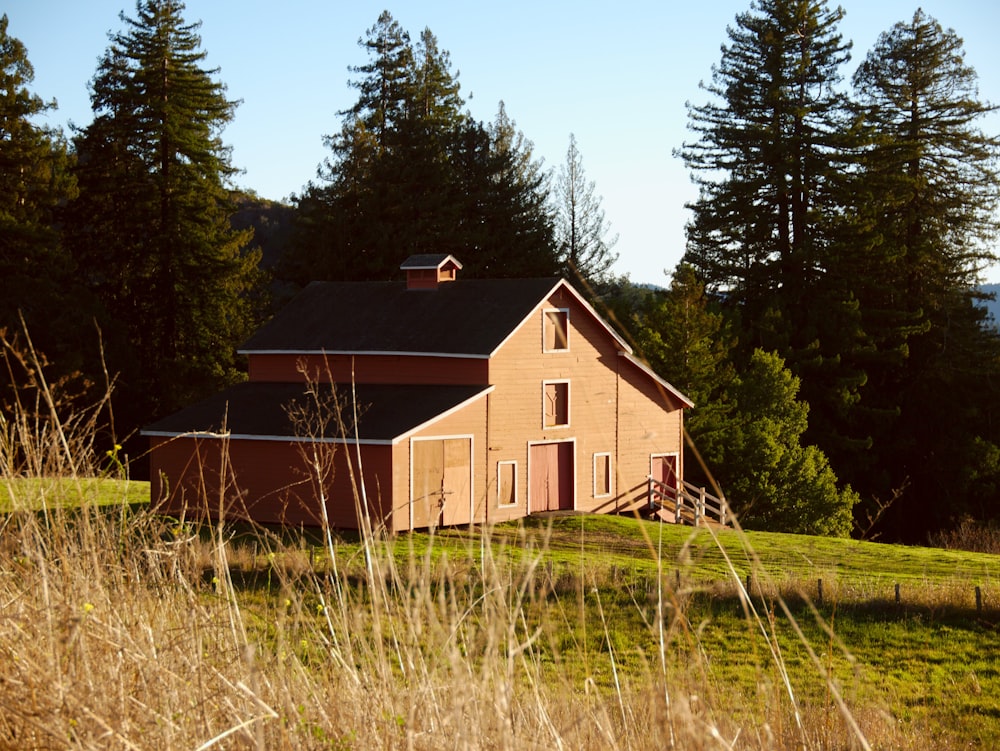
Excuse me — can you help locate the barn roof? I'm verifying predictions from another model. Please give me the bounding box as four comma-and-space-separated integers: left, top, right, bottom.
240, 278, 563, 357
142, 382, 492, 445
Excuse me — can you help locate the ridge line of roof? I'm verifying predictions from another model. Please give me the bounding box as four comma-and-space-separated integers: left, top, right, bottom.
237, 349, 491, 359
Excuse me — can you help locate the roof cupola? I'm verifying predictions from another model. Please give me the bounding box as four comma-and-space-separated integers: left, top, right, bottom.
401, 254, 463, 290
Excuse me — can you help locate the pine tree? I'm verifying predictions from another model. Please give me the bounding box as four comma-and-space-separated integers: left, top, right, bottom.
65, 0, 263, 423
0, 14, 81, 363
473, 102, 558, 277
677, 0, 877, 506
633, 263, 736, 473
283, 14, 558, 285
853, 10, 1000, 308
725, 349, 858, 536
554, 133, 618, 286
849, 11, 1000, 537
679, 0, 853, 330
344, 11, 414, 144
631, 266, 856, 535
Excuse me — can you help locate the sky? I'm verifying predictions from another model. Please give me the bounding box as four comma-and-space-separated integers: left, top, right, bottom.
7, 0, 1000, 286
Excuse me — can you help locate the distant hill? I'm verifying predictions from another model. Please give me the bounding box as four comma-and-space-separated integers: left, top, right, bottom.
231, 193, 294, 271
979, 283, 1000, 329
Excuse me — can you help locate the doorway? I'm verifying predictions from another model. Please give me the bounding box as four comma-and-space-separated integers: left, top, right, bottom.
529, 441, 575, 513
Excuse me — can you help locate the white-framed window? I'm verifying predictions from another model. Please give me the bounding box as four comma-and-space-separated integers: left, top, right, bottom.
543, 308, 570, 352
542, 379, 570, 428
497, 460, 518, 508
593, 452, 612, 498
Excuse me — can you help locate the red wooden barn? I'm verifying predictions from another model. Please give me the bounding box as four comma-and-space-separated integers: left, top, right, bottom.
143, 255, 693, 531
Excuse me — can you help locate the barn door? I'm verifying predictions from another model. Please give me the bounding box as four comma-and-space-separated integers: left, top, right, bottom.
411, 438, 472, 529
651, 454, 679, 500
529, 442, 574, 513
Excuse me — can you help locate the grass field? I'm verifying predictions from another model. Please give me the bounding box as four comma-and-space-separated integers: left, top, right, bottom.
0, 476, 150, 512
2, 480, 996, 749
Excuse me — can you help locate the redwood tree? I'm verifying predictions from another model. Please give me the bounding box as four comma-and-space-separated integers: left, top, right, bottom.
65, 0, 263, 424
0, 14, 81, 363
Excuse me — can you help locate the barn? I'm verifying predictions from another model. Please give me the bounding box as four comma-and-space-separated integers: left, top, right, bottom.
143, 254, 693, 531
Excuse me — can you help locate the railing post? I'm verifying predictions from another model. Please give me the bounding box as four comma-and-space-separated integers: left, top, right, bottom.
675, 491, 682, 524
647, 475, 654, 510
697, 487, 705, 524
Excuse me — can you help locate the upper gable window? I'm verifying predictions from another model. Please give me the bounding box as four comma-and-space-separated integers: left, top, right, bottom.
543, 309, 570, 352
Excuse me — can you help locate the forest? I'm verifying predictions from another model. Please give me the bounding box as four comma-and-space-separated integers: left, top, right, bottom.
2, 1, 999, 543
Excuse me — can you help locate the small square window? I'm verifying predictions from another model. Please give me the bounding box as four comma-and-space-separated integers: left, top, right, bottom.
497, 461, 518, 507
594, 453, 612, 497
543, 381, 570, 428
544, 309, 569, 352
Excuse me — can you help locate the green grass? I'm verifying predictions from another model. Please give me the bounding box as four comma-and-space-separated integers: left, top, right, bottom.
6, 481, 999, 747
392, 514, 1000, 745
434, 513, 998, 604
0, 476, 150, 512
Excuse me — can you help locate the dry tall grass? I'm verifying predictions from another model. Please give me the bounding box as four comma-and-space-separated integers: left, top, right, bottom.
0, 330, 901, 750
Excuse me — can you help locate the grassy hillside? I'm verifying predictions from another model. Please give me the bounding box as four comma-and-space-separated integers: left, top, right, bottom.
1, 483, 997, 748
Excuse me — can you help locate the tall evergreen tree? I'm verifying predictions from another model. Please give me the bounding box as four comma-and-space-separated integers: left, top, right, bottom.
283, 13, 558, 285
65, 0, 263, 424
853, 10, 999, 306
553, 133, 618, 287
0, 14, 81, 364
677, 0, 877, 510
344, 11, 414, 143
849, 11, 1000, 537
724, 349, 857, 536
475, 102, 558, 277
633, 263, 736, 473
679, 0, 853, 329
630, 265, 856, 535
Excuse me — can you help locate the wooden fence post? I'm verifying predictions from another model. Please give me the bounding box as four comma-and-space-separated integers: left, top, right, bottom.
817, 578, 823, 606
976, 586, 983, 614
895, 583, 901, 605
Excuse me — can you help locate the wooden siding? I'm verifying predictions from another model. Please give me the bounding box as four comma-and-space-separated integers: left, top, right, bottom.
154, 279, 685, 531
486, 287, 684, 520
616, 356, 684, 513
149, 436, 392, 529
248, 353, 489, 385
396, 397, 489, 530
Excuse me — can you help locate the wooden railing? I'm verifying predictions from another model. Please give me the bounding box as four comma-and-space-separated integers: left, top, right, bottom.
648, 476, 729, 527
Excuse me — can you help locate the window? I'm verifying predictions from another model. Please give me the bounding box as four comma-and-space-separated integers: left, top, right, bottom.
497, 460, 518, 507
543, 309, 569, 352
593, 453, 612, 497
543, 380, 570, 428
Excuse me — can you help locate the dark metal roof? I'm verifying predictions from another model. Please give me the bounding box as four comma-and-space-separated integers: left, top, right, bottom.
142, 382, 492, 443
240, 278, 562, 355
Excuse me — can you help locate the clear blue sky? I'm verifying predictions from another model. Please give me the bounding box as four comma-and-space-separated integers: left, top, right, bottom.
7, 0, 1000, 285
